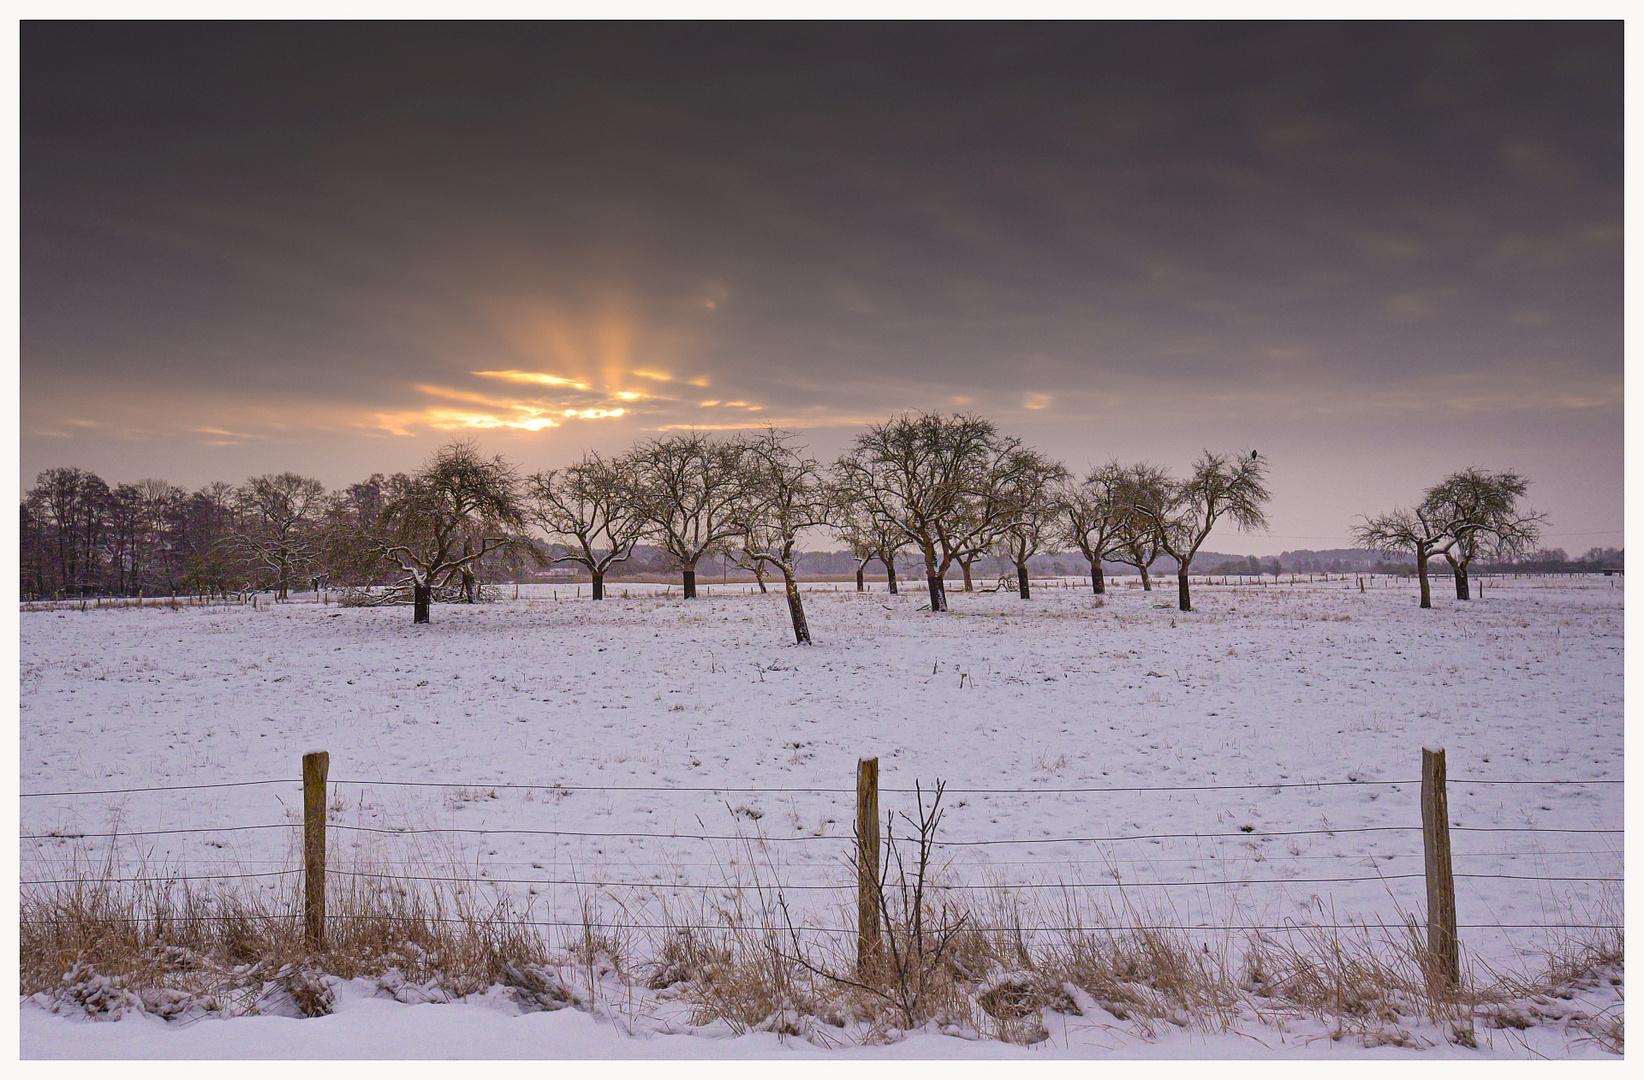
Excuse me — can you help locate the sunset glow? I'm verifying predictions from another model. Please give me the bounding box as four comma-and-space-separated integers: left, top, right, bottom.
474, 370, 592, 390
18, 23, 1620, 551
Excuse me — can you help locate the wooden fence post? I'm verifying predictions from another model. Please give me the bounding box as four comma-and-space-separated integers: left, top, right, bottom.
303, 750, 330, 951
1421, 747, 1459, 987
856, 757, 881, 976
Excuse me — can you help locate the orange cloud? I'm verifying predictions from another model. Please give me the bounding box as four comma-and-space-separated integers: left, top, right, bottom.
473, 370, 591, 391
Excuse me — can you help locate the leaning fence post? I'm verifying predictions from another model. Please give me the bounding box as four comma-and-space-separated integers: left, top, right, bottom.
303, 750, 330, 951
856, 757, 881, 976
1421, 746, 1459, 988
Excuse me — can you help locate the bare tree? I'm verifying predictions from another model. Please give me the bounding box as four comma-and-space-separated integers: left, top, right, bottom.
1060, 461, 1130, 595
1108, 462, 1172, 591
108, 478, 187, 595
176, 481, 240, 599
27, 467, 110, 596
525, 452, 644, 601
837, 413, 1025, 612
233, 473, 327, 601
1352, 503, 1451, 609
729, 428, 831, 644
105, 483, 145, 596
632, 432, 745, 599
996, 450, 1070, 599
829, 491, 906, 594
1422, 468, 1546, 600
372, 441, 525, 623
1134, 450, 1271, 612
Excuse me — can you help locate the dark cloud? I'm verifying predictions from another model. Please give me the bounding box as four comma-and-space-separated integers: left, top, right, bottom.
21, 22, 1622, 550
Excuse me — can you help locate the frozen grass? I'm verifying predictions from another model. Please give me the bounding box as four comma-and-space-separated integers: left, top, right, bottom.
21, 823, 1623, 1053
20, 834, 551, 1019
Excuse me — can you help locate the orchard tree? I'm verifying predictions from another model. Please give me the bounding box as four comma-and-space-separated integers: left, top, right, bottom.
233, 473, 327, 600
1423, 468, 1546, 600
1059, 461, 1130, 595
730, 428, 831, 644
830, 490, 906, 594
1352, 502, 1451, 609
632, 432, 746, 599
837, 413, 1026, 612
373, 441, 525, 623
1109, 462, 1172, 591
1135, 450, 1271, 612
996, 450, 1069, 599
525, 452, 645, 600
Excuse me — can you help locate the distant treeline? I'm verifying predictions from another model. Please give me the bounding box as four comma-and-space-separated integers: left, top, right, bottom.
20, 415, 1596, 619
1200, 547, 1622, 577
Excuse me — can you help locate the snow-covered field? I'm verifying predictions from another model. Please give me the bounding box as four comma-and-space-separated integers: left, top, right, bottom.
20, 575, 1624, 1057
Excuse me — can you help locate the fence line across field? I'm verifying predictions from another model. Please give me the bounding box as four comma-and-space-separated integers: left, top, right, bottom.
19, 774, 1622, 799
16, 910, 1617, 937
20, 825, 1622, 842
26, 845, 1613, 873
19, 747, 1623, 981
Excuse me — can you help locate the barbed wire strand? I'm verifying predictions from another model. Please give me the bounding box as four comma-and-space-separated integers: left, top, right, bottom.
22, 869, 300, 886
21, 822, 1621, 844
19, 776, 1621, 799
20, 779, 300, 798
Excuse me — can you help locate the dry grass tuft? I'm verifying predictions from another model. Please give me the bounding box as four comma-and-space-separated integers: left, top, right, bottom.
20, 835, 550, 1020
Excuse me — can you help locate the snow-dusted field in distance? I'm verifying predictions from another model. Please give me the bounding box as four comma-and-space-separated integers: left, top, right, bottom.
20, 574, 1624, 1055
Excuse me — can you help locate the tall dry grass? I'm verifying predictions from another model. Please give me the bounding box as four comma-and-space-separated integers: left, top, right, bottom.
21, 828, 1622, 1052
20, 833, 553, 1021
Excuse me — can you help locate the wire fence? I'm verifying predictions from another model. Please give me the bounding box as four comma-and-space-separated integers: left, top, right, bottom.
20, 767, 1623, 946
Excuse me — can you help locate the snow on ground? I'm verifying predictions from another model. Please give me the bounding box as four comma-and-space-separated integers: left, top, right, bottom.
19, 574, 1625, 1056
18, 968, 1625, 1059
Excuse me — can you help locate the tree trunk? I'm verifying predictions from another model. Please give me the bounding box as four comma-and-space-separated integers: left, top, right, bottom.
1417, 544, 1432, 608
461, 568, 476, 603
1177, 570, 1191, 612
1091, 560, 1105, 595
682, 567, 697, 599
958, 559, 972, 592
1017, 563, 1031, 599
856, 566, 865, 592
1140, 564, 1152, 591
278, 560, 290, 602
886, 561, 898, 595
784, 571, 811, 645
591, 570, 604, 601
755, 563, 768, 594
926, 573, 946, 612
1453, 559, 1470, 600
413, 584, 431, 623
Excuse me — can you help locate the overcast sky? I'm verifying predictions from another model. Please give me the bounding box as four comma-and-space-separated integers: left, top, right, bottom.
21, 22, 1622, 555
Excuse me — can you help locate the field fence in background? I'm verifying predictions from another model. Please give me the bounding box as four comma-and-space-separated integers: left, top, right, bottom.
18, 570, 1622, 612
